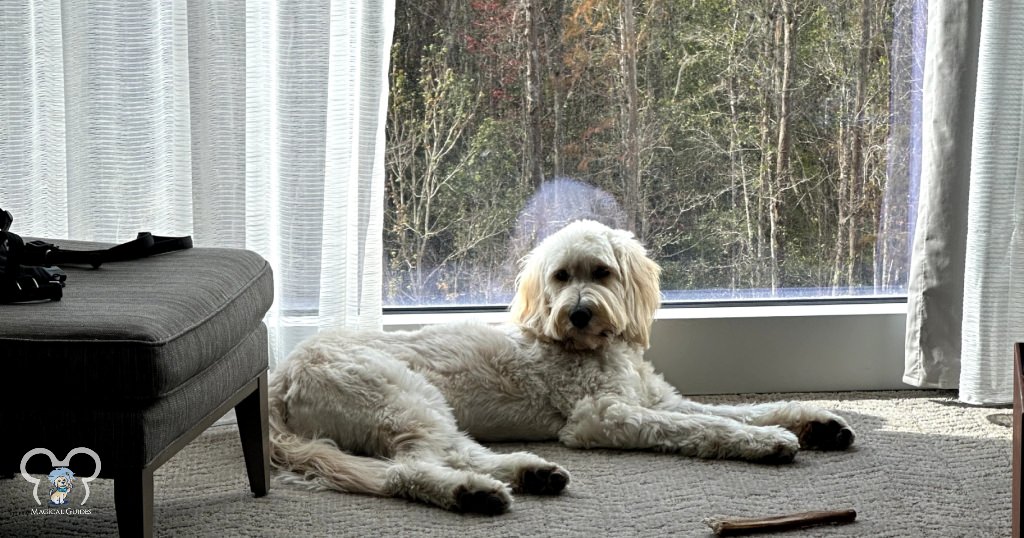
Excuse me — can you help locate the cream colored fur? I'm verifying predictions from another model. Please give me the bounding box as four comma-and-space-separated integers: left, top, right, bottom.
269, 220, 856, 513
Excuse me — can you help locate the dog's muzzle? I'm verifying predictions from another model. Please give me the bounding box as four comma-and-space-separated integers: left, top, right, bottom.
569, 307, 592, 329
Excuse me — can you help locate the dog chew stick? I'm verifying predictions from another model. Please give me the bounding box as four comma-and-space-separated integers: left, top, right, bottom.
703, 509, 857, 536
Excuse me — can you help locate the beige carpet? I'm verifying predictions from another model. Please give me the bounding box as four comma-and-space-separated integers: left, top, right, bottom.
0, 390, 1011, 537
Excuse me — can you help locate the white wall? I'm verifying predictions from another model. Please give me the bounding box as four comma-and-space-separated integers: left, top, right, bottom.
384, 302, 911, 395
646, 303, 908, 394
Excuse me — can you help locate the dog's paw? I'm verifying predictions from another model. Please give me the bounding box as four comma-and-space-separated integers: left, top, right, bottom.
797, 417, 856, 451
518, 465, 570, 495
454, 484, 513, 515
747, 427, 800, 464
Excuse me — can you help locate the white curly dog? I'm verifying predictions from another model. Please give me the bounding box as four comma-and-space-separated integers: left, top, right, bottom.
269, 220, 855, 514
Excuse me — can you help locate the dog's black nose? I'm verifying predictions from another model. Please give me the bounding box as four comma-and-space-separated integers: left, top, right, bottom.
569, 307, 592, 329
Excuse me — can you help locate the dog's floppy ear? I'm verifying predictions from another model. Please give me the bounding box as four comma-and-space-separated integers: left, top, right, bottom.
510, 253, 547, 335
610, 229, 661, 349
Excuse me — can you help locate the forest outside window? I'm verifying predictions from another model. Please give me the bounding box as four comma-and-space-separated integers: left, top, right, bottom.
384, 0, 923, 308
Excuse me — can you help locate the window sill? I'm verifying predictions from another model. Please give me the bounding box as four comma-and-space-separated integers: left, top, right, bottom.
383, 300, 906, 326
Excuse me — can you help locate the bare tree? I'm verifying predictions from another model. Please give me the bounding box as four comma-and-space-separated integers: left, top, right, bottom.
618, 0, 644, 237
524, 0, 546, 189
386, 41, 482, 299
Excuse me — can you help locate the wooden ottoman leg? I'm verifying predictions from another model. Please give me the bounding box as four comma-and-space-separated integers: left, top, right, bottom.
115, 467, 154, 538
236, 370, 270, 497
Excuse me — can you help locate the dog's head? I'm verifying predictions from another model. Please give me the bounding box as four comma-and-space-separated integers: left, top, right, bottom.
510, 220, 661, 350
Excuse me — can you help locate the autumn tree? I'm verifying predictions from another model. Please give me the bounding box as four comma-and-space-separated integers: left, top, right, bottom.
384, 0, 909, 305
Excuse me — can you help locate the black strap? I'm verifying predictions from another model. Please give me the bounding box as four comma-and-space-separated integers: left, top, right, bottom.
22, 232, 193, 269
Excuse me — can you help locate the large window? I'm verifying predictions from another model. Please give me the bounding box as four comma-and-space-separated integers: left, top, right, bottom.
385, 0, 922, 307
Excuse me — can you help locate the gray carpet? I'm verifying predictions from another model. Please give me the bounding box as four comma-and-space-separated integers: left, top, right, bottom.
0, 390, 1011, 537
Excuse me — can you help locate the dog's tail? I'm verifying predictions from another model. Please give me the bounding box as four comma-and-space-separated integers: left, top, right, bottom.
268, 371, 391, 495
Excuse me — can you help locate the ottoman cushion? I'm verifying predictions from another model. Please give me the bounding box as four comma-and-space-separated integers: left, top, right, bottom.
0, 239, 274, 400
10, 324, 269, 469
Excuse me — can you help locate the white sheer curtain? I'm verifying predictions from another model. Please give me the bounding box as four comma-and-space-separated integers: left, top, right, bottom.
958, 0, 1024, 405
904, 0, 1024, 405
0, 0, 394, 367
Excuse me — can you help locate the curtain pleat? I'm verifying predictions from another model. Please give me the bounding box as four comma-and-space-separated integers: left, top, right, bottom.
0, 1, 393, 367
902, 1, 982, 390
318, 0, 391, 333
259, 0, 334, 357
0, 1, 68, 238
188, 0, 247, 247
61, 0, 194, 241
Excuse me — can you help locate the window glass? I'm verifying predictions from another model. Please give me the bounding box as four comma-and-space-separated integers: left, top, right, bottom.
385, 0, 923, 307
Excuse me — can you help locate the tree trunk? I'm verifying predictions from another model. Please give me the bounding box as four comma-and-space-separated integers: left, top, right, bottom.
831, 86, 851, 292
756, 2, 775, 289
728, 5, 753, 289
769, 0, 797, 293
546, 0, 566, 179
524, 0, 545, 189
847, 0, 871, 289
618, 0, 643, 237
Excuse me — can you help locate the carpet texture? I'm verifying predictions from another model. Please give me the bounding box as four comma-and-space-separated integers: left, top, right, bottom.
0, 390, 1011, 537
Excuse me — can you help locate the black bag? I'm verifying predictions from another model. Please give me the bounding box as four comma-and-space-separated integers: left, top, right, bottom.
0, 208, 192, 304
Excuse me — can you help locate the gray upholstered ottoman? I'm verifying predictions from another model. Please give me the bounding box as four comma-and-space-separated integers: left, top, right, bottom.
0, 239, 274, 537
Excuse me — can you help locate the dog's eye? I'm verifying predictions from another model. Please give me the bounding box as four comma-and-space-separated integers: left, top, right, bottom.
593, 266, 611, 279
553, 269, 570, 282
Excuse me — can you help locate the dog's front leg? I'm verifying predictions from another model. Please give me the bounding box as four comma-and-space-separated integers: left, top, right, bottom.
652, 392, 855, 451
558, 396, 800, 463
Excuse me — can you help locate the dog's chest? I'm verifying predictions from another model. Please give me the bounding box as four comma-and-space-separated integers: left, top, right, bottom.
440, 359, 568, 441
430, 348, 612, 441
394, 326, 654, 440
543, 351, 648, 410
